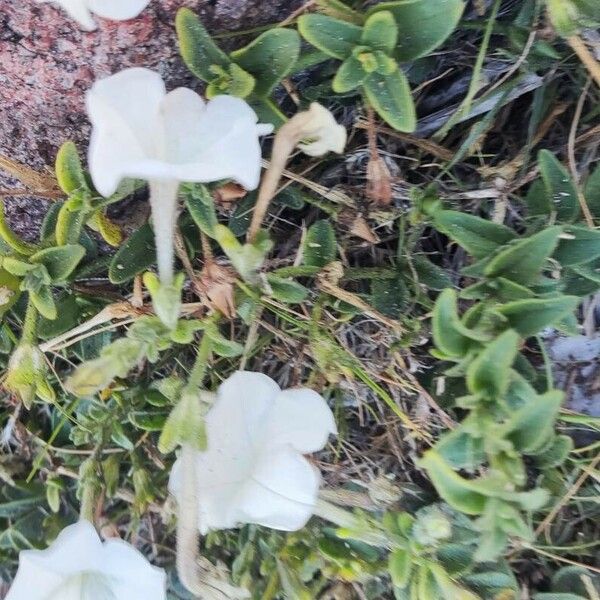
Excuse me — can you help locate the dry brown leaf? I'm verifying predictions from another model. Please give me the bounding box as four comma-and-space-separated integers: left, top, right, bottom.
366, 154, 393, 206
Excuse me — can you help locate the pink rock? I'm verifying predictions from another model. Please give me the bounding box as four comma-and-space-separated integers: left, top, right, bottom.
0, 0, 299, 238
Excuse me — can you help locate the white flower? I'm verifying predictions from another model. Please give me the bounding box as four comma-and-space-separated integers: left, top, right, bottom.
296, 103, 347, 157
169, 371, 337, 533
86, 67, 272, 299
87, 68, 272, 198
6, 520, 166, 600
37, 0, 152, 31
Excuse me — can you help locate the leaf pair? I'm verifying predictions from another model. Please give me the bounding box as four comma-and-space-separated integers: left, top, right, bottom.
299, 11, 415, 131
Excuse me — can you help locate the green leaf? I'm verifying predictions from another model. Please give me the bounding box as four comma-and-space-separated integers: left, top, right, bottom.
420, 451, 488, 515
298, 14, 362, 60
411, 255, 452, 290
538, 150, 579, 222
484, 227, 562, 284
55, 141, 88, 195
363, 69, 416, 132
315, 0, 365, 23
502, 390, 563, 454
108, 223, 155, 284
389, 548, 412, 589
176, 8, 231, 81
2, 257, 36, 277
525, 178, 551, 215
545, 0, 579, 37
206, 63, 255, 99
38, 293, 82, 339
266, 275, 309, 303
584, 165, 600, 219
30, 286, 56, 320
30, 245, 85, 282
534, 434, 573, 469
429, 563, 479, 600
0, 269, 21, 317
368, 0, 465, 62
371, 276, 407, 318
362, 11, 398, 53
204, 324, 244, 357
433, 210, 516, 259
55, 194, 87, 246
304, 220, 337, 267
436, 422, 485, 469
466, 330, 519, 399
129, 410, 167, 432
184, 184, 218, 237
552, 564, 599, 597
333, 56, 367, 93
231, 28, 300, 97
214, 225, 272, 283
553, 225, 600, 266
432, 289, 470, 357
159, 392, 207, 454
496, 296, 580, 337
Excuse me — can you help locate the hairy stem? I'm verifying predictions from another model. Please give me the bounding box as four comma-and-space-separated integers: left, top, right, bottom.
313, 497, 389, 547
176, 444, 204, 596
22, 300, 39, 345
148, 179, 180, 286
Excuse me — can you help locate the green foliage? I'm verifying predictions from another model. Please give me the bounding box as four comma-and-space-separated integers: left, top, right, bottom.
176, 8, 299, 125
421, 155, 600, 560
109, 223, 155, 283
299, 10, 417, 131
303, 220, 337, 267
367, 0, 465, 62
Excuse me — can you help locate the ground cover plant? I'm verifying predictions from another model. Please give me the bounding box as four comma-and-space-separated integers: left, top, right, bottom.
0, 0, 599, 598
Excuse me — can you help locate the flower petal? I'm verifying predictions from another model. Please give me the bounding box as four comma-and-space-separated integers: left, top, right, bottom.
263, 388, 337, 453
159, 88, 207, 164
168, 95, 272, 190
237, 447, 321, 531
211, 371, 280, 450
6, 521, 102, 600
87, 68, 165, 196
88, 0, 151, 20
297, 103, 347, 157
40, 0, 97, 30
101, 539, 167, 599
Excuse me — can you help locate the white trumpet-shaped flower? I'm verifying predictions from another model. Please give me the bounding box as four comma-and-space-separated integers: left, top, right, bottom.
36, 0, 152, 31
296, 103, 347, 157
6, 520, 166, 600
169, 371, 337, 533
86, 67, 272, 320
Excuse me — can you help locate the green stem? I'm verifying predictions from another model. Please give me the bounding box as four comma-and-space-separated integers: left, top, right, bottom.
22, 300, 39, 344
313, 497, 388, 547
536, 334, 554, 392
434, 0, 501, 139
186, 334, 213, 392
0, 199, 37, 255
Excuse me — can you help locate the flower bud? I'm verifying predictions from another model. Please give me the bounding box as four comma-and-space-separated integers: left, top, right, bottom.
4, 344, 54, 409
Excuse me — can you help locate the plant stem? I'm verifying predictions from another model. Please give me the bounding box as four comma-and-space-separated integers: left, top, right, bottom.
187, 334, 213, 392
176, 443, 206, 596
148, 179, 180, 286
22, 300, 39, 344
313, 497, 388, 547
568, 35, 600, 89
